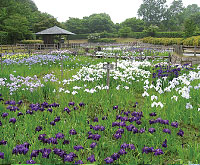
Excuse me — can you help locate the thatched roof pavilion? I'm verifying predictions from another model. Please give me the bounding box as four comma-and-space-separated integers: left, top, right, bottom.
36, 26, 75, 44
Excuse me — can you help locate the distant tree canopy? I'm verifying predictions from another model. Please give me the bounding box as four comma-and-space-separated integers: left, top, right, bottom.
1, 0, 200, 44
0, 0, 61, 44
138, 0, 200, 33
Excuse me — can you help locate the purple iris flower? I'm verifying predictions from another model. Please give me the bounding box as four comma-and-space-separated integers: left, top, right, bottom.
102, 116, 107, 120
142, 146, 154, 154
171, 122, 179, 128
17, 100, 23, 105
64, 107, 71, 113
0, 121, 2, 126
93, 117, 98, 122
74, 145, 84, 151
116, 115, 121, 120
87, 154, 96, 163
64, 154, 74, 162
136, 120, 142, 125
121, 116, 128, 121
132, 127, 138, 134
38, 134, 46, 141
161, 120, 169, 125
68, 102, 75, 107
26, 159, 36, 164
111, 153, 120, 160
163, 128, 171, 134
75, 160, 84, 164
104, 157, 114, 164
50, 121, 56, 126
113, 105, 118, 110
35, 126, 42, 132
26, 110, 33, 115
126, 124, 134, 131
0, 152, 4, 159
116, 128, 124, 134
118, 149, 127, 155
0, 140, 7, 145
162, 139, 167, 148
56, 132, 65, 139
2, 113, 8, 118
92, 134, 101, 141
139, 128, 145, 133
154, 148, 164, 155
54, 116, 60, 122
129, 144, 136, 150
30, 150, 39, 158
90, 142, 97, 149
148, 128, 156, 134
120, 143, 129, 149
119, 121, 126, 127
69, 129, 77, 135
49, 137, 58, 144
177, 129, 184, 137
114, 133, 122, 139
79, 102, 85, 107
149, 112, 157, 116
63, 139, 70, 145
41, 148, 51, 158
9, 118, 16, 124
17, 112, 23, 116
112, 122, 120, 127
47, 108, 53, 113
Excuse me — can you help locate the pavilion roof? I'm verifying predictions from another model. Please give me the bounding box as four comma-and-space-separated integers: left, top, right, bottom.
36, 26, 75, 35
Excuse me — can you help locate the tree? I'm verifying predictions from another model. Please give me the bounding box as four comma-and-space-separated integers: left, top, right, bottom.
161, 0, 184, 31
64, 18, 89, 34
3, 14, 31, 43
119, 27, 131, 37
138, 0, 167, 26
184, 18, 197, 37
120, 17, 144, 32
183, 4, 200, 19
85, 13, 114, 33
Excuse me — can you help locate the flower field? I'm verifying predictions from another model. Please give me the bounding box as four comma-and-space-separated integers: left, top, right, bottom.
0, 49, 199, 164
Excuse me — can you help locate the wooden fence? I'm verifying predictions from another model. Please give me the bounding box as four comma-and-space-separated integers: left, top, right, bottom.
173, 45, 200, 56
0, 43, 81, 53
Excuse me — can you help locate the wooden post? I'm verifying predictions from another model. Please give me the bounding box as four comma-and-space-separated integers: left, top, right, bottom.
168, 52, 171, 69
61, 55, 63, 79
0, 53, 2, 72
103, 62, 114, 93
194, 46, 197, 57
106, 63, 110, 93
115, 52, 117, 70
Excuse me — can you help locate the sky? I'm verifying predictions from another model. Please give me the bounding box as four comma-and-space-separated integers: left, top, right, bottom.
33, 0, 200, 24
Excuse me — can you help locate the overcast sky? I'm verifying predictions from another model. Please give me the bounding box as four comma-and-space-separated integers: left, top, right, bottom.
33, 0, 200, 23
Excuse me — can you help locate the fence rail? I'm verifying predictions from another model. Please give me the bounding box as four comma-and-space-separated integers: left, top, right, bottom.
173, 45, 200, 56
0, 43, 81, 53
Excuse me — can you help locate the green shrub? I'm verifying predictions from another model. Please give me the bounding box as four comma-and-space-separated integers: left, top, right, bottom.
183, 36, 200, 46
68, 34, 89, 40
20, 40, 43, 44
130, 32, 148, 39
143, 37, 184, 45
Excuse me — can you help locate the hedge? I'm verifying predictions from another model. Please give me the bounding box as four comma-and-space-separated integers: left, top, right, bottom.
155, 32, 184, 38
143, 36, 200, 46
68, 34, 89, 40
20, 40, 43, 44
143, 37, 184, 46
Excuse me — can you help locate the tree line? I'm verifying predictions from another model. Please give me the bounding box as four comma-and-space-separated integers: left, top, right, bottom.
0, 0, 200, 44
